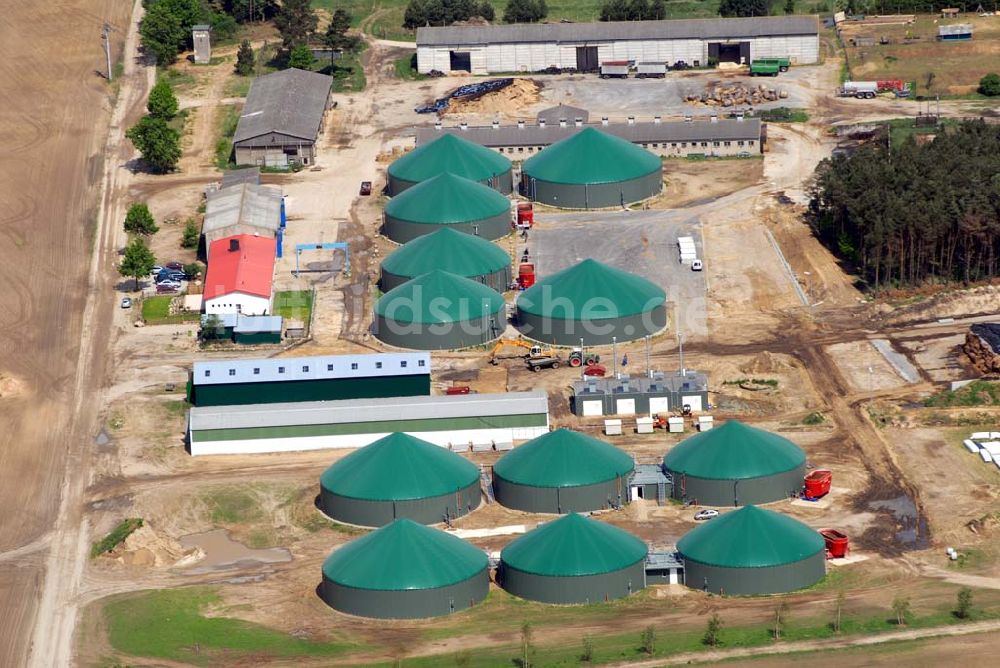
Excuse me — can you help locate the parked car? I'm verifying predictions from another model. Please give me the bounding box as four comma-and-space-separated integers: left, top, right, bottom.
691, 259, 703, 271
164, 261, 184, 271
155, 284, 179, 294
150, 265, 164, 275
158, 270, 185, 282
693, 509, 719, 521
359, 181, 372, 196
120, 297, 132, 309
155, 279, 181, 289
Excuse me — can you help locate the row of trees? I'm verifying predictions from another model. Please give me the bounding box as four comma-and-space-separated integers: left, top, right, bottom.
809, 120, 1000, 290
402, 0, 546, 28
599, 0, 666, 22
126, 79, 182, 172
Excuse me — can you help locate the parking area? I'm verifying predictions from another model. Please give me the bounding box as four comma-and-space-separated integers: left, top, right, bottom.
528, 209, 707, 336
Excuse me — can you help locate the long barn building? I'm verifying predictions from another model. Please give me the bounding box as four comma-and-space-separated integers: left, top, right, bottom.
416, 16, 821, 75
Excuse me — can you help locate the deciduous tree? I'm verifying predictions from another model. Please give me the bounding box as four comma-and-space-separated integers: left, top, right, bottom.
147, 79, 178, 120
892, 595, 911, 626
124, 203, 159, 236
503, 0, 547, 23
956, 587, 973, 619
120, 238, 156, 290
980, 72, 1000, 96
126, 116, 182, 172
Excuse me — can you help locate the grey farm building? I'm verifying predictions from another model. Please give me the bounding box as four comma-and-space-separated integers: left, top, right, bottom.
416, 16, 820, 75
233, 68, 333, 167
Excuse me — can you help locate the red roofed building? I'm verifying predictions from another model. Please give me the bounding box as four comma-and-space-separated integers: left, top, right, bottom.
203, 235, 276, 316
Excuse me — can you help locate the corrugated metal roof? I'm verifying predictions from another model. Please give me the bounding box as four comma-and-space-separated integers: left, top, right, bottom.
536, 104, 590, 124
221, 167, 261, 188
203, 184, 282, 236
234, 68, 333, 144
199, 313, 282, 332
572, 371, 709, 396
189, 390, 548, 431
417, 16, 820, 46
192, 351, 431, 386
415, 117, 762, 148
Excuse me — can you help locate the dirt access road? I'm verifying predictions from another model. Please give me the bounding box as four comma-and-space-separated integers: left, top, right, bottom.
0, 0, 139, 665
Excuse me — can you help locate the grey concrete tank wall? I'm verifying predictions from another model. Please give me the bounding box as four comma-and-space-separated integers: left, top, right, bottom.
319, 481, 481, 527
373, 312, 505, 351
492, 476, 628, 514
389, 170, 514, 197
682, 552, 826, 595
668, 465, 806, 507
382, 211, 512, 244
516, 303, 667, 346
522, 169, 662, 209
321, 569, 489, 618
381, 265, 512, 293
499, 560, 646, 604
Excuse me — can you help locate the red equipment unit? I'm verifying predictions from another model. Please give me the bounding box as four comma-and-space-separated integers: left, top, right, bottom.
446, 386, 472, 395
518, 263, 536, 289
877, 79, 906, 92
804, 469, 832, 498
820, 528, 849, 559
583, 364, 607, 377
516, 202, 534, 228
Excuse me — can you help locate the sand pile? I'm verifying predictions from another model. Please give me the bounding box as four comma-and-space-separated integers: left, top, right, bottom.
446, 78, 541, 115
119, 523, 192, 568
740, 351, 790, 374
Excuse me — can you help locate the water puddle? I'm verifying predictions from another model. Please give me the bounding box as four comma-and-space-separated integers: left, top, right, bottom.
868, 495, 931, 551
178, 529, 291, 574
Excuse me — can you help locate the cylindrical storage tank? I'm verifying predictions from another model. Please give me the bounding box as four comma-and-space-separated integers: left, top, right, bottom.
319, 432, 481, 527
664, 420, 807, 507
677, 505, 826, 595
387, 134, 513, 195
492, 428, 634, 513
521, 128, 662, 209
499, 513, 648, 604
382, 173, 513, 244
515, 258, 666, 345
321, 518, 489, 618
373, 270, 506, 350
381, 228, 512, 292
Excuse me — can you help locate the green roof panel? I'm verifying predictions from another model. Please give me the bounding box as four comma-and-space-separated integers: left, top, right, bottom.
388, 134, 512, 184
493, 428, 634, 488
523, 128, 661, 185
384, 173, 511, 225
320, 432, 479, 501
501, 513, 648, 576
677, 505, 825, 568
382, 228, 511, 278
375, 270, 506, 325
323, 518, 488, 590
664, 420, 806, 480
516, 259, 665, 319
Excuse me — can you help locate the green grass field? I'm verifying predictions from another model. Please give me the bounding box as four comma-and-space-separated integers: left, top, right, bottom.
273, 290, 314, 323
141, 296, 197, 325
313, 0, 833, 43
214, 104, 241, 170
103, 588, 358, 665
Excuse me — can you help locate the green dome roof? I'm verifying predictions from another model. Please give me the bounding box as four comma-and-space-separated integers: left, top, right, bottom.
375, 270, 505, 325
516, 259, 665, 319
382, 228, 511, 279
320, 433, 479, 502
388, 134, 511, 185
664, 421, 806, 480
501, 513, 648, 576
323, 519, 488, 590
493, 428, 634, 488
523, 128, 661, 185
677, 505, 825, 568
384, 173, 511, 225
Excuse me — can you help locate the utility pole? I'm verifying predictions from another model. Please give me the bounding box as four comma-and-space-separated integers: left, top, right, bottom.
101, 23, 114, 81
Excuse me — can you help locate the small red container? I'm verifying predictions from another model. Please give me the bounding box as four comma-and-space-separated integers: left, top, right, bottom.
820, 528, 849, 558
518, 263, 536, 289
516, 202, 534, 228
804, 469, 832, 498
445, 386, 471, 395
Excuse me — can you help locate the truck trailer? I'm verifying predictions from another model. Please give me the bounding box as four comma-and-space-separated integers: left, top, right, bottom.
600, 61, 631, 79
636, 62, 667, 78
837, 81, 879, 99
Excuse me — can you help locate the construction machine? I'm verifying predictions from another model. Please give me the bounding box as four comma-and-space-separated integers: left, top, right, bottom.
568, 348, 600, 368
489, 338, 556, 365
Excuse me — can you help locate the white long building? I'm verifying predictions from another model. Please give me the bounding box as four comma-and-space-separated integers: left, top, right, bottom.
416, 16, 820, 75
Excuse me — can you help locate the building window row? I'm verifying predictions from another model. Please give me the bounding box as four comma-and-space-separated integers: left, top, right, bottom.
202, 357, 427, 379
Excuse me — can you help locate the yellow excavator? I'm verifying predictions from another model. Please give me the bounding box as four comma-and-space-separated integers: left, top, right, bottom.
489, 338, 557, 365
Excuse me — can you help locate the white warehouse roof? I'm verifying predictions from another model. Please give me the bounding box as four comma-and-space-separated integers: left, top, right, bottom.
188, 390, 549, 431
